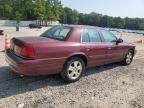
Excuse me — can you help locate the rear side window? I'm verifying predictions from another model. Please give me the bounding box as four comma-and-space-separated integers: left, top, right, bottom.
82, 30, 90, 42
82, 28, 101, 42
41, 26, 71, 40
54, 28, 71, 37
87, 29, 101, 42
101, 30, 117, 42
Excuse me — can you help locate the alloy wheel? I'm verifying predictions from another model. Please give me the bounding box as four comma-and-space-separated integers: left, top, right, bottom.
67, 61, 82, 80
126, 51, 133, 64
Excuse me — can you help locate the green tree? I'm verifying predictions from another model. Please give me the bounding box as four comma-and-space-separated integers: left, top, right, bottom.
112, 17, 124, 28
60, 7, 79, 24
34, 0, 46, 21
15, 11, 22, 24
0, 0, 13, 19
51, 0, 62, 21
71, 10, 79, 24
45, 0, 53, 20
22, 0, 36, 20
60, 9, 67, 24
100, 15, 110, 27
0, 0, 144, 30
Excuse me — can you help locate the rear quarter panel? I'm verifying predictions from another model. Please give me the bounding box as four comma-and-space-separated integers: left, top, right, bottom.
32, 41, 85, 73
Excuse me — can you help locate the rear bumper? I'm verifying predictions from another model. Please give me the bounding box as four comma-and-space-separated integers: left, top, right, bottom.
6, 49, 63, 76
134, 49, 137, 56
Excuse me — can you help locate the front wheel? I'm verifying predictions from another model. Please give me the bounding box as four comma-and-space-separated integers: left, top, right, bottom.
61, 57, 85, 82
121, 50, 134, 65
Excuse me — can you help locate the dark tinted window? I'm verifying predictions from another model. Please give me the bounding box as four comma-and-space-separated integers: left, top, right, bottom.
41, 26, 71, 40
101, 30, 117, 42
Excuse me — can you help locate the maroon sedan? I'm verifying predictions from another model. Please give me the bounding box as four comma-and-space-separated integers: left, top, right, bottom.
6, 25, 136, 82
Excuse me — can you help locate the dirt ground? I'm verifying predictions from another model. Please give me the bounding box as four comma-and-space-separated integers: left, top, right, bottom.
0, 27, 144, 108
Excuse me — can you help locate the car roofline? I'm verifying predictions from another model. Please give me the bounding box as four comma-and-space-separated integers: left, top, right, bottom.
57, 24, 107, 31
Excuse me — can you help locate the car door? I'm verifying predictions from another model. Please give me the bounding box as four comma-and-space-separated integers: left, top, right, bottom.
100, 30, 124, 63
81, 28, 108, 67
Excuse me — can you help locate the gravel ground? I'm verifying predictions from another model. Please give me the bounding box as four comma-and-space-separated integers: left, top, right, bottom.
0, 27, 144, 108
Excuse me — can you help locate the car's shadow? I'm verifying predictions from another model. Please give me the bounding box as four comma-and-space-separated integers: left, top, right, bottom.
0, 63, 120, 99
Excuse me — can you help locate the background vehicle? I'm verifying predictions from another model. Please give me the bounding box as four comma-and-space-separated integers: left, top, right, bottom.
28, 24, 42, 29
6, 25, 136, 82
0, 30, 4, 35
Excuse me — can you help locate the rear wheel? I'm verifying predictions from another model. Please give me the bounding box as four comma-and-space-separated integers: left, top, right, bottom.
61, 57, 85, 82
121, 50, 134, 65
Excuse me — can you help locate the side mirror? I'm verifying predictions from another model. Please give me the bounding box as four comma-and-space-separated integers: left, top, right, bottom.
116, 38, 123, 45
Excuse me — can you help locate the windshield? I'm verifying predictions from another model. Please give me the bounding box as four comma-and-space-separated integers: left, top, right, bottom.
41, 26, 72, 40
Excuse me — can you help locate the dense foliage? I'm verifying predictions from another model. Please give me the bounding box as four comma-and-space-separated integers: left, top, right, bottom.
0, 0, 144, 30
77, 13, 144, 30
0, 0, 62, 22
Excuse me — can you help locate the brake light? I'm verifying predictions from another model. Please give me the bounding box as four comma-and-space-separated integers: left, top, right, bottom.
20, 45, 35, 58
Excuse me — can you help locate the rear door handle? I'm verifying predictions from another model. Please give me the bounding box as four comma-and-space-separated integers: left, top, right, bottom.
84, 46, 91, 51
85, 48, 90, 51
107, 47, 112, 50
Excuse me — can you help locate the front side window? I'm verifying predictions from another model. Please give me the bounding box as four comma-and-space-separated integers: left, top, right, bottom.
101, 30, 117, 42
41, 26, 71, 40
82, 28, 101, 42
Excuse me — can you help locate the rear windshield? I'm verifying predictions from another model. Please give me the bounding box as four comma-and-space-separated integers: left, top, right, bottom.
41, 26, 72, 40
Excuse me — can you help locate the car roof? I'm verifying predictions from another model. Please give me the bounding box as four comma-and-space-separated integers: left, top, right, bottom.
59, 24, 106, 31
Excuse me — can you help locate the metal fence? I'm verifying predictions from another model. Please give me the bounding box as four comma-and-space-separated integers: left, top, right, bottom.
0, 20, 59, 26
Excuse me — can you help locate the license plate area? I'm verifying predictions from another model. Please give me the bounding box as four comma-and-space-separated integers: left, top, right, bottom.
14, 45, 21, 55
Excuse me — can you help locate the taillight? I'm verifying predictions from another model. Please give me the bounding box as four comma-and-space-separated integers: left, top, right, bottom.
20, 45, 35, 58
14, 45, 35, 59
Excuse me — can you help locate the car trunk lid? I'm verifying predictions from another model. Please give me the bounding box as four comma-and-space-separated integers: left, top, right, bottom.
10, 37, 60, 59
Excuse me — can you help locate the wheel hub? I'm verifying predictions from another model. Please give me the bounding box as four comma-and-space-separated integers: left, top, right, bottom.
67, 61, 82, 80
126, 51, 133, 64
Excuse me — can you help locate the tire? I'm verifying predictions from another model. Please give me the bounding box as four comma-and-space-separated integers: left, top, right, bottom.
61, 57, 85, 82
121, 50, 134, 65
